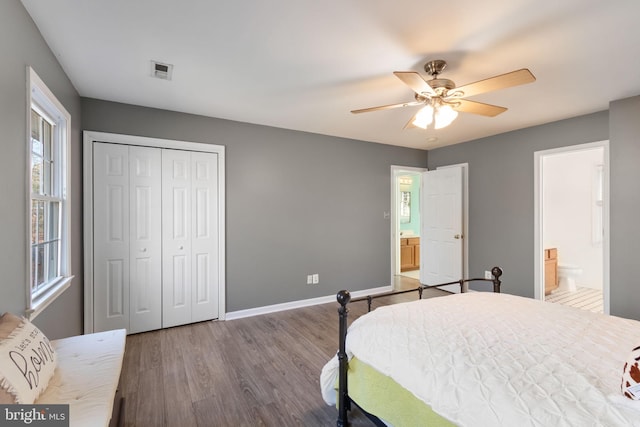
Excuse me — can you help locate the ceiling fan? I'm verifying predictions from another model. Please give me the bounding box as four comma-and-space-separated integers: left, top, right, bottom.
351, 60, 536, 130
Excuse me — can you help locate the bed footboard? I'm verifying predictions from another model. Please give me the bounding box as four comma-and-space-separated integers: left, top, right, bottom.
335, 266, 503, 427
337, 290, 351, 427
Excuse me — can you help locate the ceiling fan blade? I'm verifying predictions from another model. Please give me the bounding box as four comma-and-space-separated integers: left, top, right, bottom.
393, 72, 436, 97
403, 113, 419, 129
351, 100, 422, 114
451, 69, 535, 99
453, 99, 507, 117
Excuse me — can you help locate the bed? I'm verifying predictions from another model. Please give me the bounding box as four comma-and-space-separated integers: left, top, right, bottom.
320, 269, 640, 426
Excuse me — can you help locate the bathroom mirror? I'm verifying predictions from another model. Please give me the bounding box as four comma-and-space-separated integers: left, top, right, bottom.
400, 191, 411, 223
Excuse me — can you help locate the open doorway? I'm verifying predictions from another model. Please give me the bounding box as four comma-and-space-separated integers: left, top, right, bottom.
534, 141, 609, 314
391, 166, 426, 289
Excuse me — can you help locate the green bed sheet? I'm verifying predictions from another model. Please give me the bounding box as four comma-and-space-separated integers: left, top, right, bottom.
344, 357, 456, 427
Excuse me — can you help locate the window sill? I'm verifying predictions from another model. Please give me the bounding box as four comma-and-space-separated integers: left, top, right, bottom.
27, 275, 74, 320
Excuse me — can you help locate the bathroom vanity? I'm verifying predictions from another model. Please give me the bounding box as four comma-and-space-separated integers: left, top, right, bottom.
400, 237, 420, 271
544, 247, 559, 295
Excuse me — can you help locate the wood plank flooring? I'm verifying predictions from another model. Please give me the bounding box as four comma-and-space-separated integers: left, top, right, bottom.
120, 277, 448, 426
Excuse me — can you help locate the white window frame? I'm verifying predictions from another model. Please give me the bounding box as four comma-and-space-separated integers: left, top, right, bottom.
26, 67, 73, 319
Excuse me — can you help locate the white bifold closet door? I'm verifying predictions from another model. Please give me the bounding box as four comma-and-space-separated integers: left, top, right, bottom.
93, 143, 162, 333
93, 144, 219, 333
162, 150, 219, 328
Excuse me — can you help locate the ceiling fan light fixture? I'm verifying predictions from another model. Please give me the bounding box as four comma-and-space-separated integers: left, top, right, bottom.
434, 104, 458, 129
412, 105, 434, 129
353, 60, 535, 131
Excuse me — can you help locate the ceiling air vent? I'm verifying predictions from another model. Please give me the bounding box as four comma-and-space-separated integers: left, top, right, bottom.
151, 60, 173, 81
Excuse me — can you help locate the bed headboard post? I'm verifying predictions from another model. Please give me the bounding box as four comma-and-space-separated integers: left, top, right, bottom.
336, 290, 351, 427
491, 266, 503, 293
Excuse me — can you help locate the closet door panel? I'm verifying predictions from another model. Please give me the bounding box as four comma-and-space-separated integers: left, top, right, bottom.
191, 152, 219, 322
162, 150, 192, 328
171, 254, 189, 306
93, 143, 130, 332
129, 146, 162, 333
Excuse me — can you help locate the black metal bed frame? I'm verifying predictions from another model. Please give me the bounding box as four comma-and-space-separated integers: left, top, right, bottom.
335, 266, 503, 427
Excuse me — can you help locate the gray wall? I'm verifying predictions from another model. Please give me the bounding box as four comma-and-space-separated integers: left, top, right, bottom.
429, 102, 640, 321
0, 1, 83, 338
81, 98, 429, 311
609, 95, 640, 320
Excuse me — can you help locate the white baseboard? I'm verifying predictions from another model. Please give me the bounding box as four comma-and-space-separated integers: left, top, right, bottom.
225, 285, 393, 321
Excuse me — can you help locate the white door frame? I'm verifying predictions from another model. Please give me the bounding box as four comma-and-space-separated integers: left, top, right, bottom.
390, 164, 468, 285
83, 131, 226, 334
533, 140, 609, 313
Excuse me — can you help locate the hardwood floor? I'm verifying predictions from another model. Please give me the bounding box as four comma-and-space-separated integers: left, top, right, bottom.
120, 278, 448, 426
393, 273, 424, 291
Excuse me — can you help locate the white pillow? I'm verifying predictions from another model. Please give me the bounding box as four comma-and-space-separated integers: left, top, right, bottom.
0, 315, 57, 404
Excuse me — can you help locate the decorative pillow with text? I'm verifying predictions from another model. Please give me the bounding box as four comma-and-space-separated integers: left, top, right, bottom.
622, 345, 640, 400
0, 314, 57, 404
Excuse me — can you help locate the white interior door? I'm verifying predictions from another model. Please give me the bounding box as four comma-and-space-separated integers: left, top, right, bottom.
162, 150, 193, 328
190, 152, 219, 322
420, 166, 463, 292
129, 146, 162, 333
93, 143, 130, 332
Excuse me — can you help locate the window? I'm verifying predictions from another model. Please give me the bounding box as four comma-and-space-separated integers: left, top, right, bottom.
27, 67, 72, 318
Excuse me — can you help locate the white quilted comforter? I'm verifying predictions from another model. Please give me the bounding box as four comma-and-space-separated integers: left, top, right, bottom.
321, 292, 640, 426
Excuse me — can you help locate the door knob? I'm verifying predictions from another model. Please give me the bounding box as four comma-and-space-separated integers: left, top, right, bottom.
454, 234, 462, 239
140, 248, 147, 252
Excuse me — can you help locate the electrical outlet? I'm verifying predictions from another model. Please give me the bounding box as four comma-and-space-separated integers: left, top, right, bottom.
307, 275, 313, 285
312, 274, 319, 284
484, 270, 492, 280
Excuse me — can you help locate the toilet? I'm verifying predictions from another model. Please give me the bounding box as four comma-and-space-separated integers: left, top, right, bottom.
557, 264, 582, 292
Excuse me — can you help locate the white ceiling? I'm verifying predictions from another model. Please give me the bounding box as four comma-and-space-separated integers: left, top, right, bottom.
21, 0, 640, 150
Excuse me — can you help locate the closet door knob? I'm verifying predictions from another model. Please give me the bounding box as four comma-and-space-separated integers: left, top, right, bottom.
179, 245, 184, 250
140, 248, 147, 252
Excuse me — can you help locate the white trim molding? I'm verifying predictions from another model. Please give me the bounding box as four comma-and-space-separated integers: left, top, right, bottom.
225, 285, 393, 320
